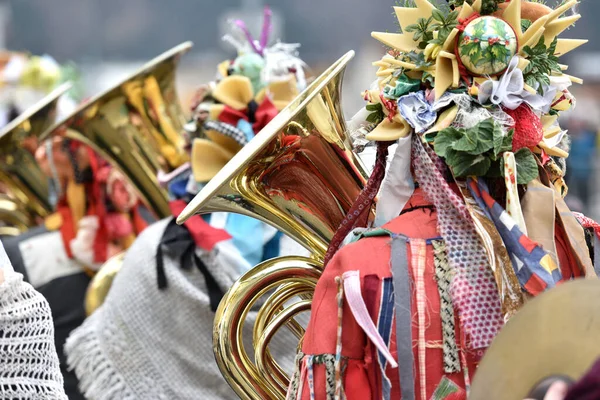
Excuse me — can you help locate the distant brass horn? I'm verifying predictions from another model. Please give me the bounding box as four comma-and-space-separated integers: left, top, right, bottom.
178, 51, 367, 399
42, 42, 193, 219
0, 83, 71, 232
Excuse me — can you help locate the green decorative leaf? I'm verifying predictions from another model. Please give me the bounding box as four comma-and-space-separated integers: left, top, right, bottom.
452, 119, 496, 155
434, 119, 515, 180
446, 149, 492, 177
513, 148, 539, 184
493, 126, 513, 158
365, 103, 385, 124
522, 37, 561, 94
434, 127, 462, 158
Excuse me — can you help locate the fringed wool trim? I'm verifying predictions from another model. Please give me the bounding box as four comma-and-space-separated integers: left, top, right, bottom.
65, 317, 136, 400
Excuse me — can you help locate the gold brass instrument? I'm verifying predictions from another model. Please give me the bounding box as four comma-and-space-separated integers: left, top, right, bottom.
0, 83, 71, 233
0, 194, 31, 236
84, 252, 124, 315
41, 43, 193, 315
41, 42, 194, 219
177, 51, 368, 399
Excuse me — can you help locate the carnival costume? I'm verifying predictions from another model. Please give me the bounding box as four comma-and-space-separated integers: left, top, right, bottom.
65, 8, 308, 399
289, 1, 597, 399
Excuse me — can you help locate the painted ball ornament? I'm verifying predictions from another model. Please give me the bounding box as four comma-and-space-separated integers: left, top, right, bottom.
458, 16, 518, 76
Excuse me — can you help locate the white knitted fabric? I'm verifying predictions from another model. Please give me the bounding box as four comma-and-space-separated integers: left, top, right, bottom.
0, 246, 68, 399
66, 218, 301, 399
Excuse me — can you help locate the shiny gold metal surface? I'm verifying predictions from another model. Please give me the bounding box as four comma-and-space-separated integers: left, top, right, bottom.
213, 256, 320, 400
0, 83, 71, 230
0, 194, 31, 234
470, 280, 600, 400
84, 252, 124, 316
42, 42, 193, 219
177, 50, 368, 261
177, 52, 367, 399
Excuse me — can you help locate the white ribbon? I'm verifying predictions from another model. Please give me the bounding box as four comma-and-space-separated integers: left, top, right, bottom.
478, 57, 557, 112
375, 134, 415, 227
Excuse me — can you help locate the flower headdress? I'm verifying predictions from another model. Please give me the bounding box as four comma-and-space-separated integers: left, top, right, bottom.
365, 0, 584, 193
188, 6, 307, 184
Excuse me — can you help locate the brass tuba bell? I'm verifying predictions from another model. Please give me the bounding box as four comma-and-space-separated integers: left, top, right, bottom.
177, 51, 368, 399
178, 50, 368, 261
41, 43, 193, 316
0, 83, 72, 234
41, 42, 194, 219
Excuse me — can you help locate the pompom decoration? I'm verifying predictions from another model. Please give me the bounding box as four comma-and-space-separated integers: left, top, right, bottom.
458, 16, 518, 76
503, 104, 543, 152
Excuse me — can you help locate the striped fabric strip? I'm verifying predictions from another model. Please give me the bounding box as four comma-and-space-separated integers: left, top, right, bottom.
410, 239, 428, 400
432, 240, 460, 374
467, 178, 561, 295
391, 235, 415, 400
377, 278, 395, 400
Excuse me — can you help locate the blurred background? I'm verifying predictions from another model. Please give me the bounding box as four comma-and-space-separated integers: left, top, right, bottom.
2, 0, 600, 218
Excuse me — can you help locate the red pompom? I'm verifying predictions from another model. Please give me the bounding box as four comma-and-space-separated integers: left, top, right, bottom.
503, 104, 543, 152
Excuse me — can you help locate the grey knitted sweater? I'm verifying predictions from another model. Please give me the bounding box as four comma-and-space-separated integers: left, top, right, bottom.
66, 218, 300, 399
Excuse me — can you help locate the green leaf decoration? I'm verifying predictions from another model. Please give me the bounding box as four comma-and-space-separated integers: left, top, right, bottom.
513, 148, 539, 184
405, 16, 434, 49
383, 74, 422, 99
434, 119, 517, 180
434, 126, 463, 158
522, 37, 561, 94
449, 118, 496, 155
494, 128, 514, 158
446, 149, 493, 177
366, 103, 385, 124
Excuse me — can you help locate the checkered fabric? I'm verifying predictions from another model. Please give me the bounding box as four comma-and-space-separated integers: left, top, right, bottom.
203, 120, 248, 147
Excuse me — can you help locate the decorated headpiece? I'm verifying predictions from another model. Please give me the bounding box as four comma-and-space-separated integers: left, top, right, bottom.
364, 0, 583, 194
188, 6, 307, 184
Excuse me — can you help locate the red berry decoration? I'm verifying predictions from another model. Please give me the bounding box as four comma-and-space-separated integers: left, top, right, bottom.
503, 104, 543, 152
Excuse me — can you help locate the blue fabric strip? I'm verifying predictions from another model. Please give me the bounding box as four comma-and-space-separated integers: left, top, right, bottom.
377, 278, 395, 400
391, 235, 415, 400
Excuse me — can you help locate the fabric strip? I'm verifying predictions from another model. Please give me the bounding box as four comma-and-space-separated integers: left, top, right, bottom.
342, 272, 397, 367
412, 137, 503, 349
375, 134, 415, 227
503, 152, 528, 235
377, 278, 395, 400
410, 239, 427, 400
391, 235, 415, 400
432, 240, 460, 374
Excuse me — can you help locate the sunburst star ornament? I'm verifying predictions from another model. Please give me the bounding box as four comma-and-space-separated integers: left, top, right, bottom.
372, 0, 586, 101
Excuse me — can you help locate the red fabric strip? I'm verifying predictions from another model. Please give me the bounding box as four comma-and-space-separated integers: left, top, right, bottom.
169, 200, 232, 251
323, 141, 393, 267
